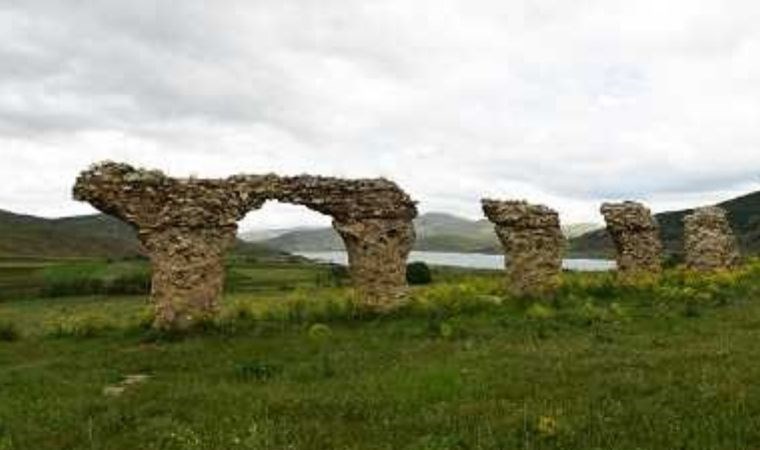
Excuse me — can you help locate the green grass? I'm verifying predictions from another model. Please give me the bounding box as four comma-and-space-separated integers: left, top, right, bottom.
0, 258, 336, 301
1, 261, 760, 449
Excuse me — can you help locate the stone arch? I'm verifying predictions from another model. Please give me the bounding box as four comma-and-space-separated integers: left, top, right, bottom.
272, 175, 417, 311
73, 162, 417, 330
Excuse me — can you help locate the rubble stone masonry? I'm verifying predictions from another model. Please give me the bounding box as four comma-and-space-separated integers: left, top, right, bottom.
482, 200, 565, 297
74, 162, 417, 329
684, 206, 740, 271
600, 201, 663, 276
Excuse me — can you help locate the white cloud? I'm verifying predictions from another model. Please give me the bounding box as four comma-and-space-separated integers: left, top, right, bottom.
0, 0, 758, 230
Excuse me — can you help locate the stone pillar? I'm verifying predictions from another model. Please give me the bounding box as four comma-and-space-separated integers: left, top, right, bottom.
140, 227, 237, 329
73, 162, 270, 330
600, 201, 663, 276
333, 218, 416, 312
684, 206, 740, 271
274, 175, 419, 312
482, 200, 565, 298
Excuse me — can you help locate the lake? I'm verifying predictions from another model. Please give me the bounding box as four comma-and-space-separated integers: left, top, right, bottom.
296, 251, 617, 272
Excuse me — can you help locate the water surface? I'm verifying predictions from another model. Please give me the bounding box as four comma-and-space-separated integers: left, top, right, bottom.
296, 251, 616, 272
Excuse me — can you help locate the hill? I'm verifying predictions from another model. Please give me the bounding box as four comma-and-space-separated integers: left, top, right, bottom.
569, 190, 760, 258
0, 209, 287, 259
253, 212, 498, 253
254, 212, 601, 254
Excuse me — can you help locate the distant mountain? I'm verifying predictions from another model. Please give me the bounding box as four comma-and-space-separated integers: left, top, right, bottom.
563, 223, 603, 239
240, 227, 320, 243
253, 212, 602, 254
0, 210, 140, 258
0, 209, 286, 259
569, 190, 760, 258
256, 227, 344, 252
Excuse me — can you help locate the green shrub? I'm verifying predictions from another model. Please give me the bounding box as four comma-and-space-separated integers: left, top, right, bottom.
328, 264, 350, 286
407, 261, 433, 285
526, 304, 555, 320
577, 301, 609, 325
0, 321, 20, 342
103, 271, 151, 295
47, 313, 113, 339
407, 283, 488, 318
235, 360, 282, 381
40, 261, 151, 298
308, 323, 333, 342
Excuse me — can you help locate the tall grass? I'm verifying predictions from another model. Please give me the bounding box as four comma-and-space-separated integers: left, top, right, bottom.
2, 260, 760, 448
40, 261, 151, 297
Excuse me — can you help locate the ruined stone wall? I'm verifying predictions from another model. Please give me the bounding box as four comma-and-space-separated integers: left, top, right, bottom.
274, 175, 417, 222
74, 162, 417, 328
274, 175, 418, 311
482, 200, 565, 298
684, 206, 740, 271
600, 201, 663, 276
73, 162, 275, 329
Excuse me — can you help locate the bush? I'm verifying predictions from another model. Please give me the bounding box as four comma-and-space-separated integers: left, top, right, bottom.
308, 323, 333, 342
46, 313, 113, 339
406, 280, 502, 318
235, 360, 282, 381
328, 264, 350, 285
407, 262, 433, 285
40, 262, 151, 298
0, 322, 20, 342
526, 304, 555, 321
103, 271, 151, 295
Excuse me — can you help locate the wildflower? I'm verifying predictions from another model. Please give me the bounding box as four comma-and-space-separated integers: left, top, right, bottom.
537, 415, 559, 437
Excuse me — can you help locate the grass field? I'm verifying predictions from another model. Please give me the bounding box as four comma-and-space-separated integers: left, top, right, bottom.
1, 259, 760, 449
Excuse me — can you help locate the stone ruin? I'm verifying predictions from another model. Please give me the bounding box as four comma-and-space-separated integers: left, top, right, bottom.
482, 200, 565, 297
684, 206, 740, 271
273, 175, 417, 311
73, 162, 417, 329
600, 201, 663, 276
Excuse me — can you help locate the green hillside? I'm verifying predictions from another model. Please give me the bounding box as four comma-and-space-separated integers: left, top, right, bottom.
0, 210, 287, 260
0, 210, 140, 258
255, 212, 500, 253
569, 190, 760, 258
255, 212, 600, 254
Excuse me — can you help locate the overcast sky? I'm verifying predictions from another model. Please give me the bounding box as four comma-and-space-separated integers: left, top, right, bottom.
1, 0, 759, 231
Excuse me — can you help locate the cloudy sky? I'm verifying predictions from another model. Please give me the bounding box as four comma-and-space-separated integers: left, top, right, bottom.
1, 0, 759, 230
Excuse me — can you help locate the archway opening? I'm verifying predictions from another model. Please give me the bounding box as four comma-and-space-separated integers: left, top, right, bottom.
231, 201, 350, 293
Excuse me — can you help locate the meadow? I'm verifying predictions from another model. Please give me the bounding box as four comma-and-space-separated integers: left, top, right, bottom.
1, 257, 760, 449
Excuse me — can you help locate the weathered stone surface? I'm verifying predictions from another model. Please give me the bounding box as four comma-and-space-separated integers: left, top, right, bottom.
73, 162, 274, 329
684, 206, 740, 271
274, 175, 417, 222
273, 175, 418, 311
73, 161, 417, 328
482, 200, 565, 297
334, 218, 416, 311
600, 201, 663, 276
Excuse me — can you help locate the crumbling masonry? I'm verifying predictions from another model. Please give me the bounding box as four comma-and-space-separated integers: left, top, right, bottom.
482, 200, 565, 297
74, 162, 417, 329
684, 206, 740, 271
600, 201, 663, 276
274, 176, 417, 311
